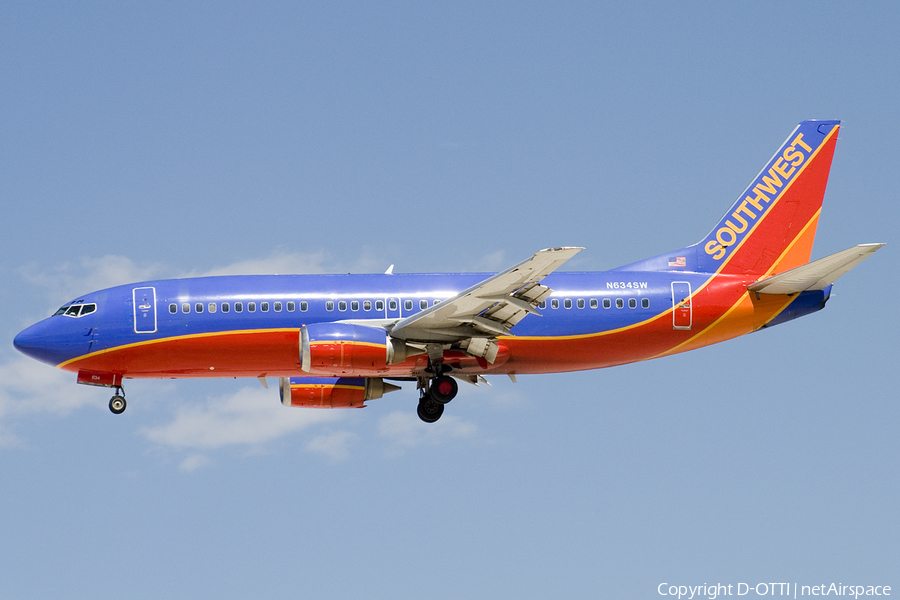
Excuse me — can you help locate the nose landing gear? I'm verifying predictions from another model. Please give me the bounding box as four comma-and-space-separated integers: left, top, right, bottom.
109, 387, 127, 414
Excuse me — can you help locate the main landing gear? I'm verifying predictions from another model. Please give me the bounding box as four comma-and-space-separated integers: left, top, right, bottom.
416, 374, 459, 423
109, 387, 127, 414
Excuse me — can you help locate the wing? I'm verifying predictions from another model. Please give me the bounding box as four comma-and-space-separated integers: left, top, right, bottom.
748, 243, 884, 294
389, 247, 583, 344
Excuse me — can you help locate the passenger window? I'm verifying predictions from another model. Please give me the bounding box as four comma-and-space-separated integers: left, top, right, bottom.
642, 298, 650, 309
300, 301, 308, 312
603, 298, 611, 309
222, 302, 230, 313
577, 299, 585, 309
351, 301, 359, 311
182, 303, 190, 313
377, 300, 385, 311
433, 299, 441, 305
169, 304, 177, 314
274, 302, 282, 312
287, 301, 295, 312
551, 299, 559, 309
363, 301, 371, 311
388, 300, 397, 311
261, 302, 269, 312
539, 301, 546, 309
629, 298, 637, 309
248, 302, 256, 312
420, 299, 428, 310
616, 298, 624, 309
404, 300, 413, 310
326, 301, 334, 311
208, 302, 217, 313
564, 299, 572, 309
195, 303, 204, 313
338, 301, 347, 311
235, 302, 243, 312
590, 299, 598, 309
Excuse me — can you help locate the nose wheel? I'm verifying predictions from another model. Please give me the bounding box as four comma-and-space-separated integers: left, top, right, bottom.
109, 388, 127, 414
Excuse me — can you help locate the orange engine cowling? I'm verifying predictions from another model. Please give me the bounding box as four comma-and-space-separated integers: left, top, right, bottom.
279, 376, 400, 408
300, 323, 391, 374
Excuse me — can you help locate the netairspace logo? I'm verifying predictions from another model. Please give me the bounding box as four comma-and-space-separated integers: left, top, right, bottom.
657, 582, 891, 599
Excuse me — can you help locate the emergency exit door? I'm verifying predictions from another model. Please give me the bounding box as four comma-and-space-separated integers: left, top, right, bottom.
671, 282, 692, 330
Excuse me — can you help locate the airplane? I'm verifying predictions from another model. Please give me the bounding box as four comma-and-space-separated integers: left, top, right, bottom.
13, 120, 883, 423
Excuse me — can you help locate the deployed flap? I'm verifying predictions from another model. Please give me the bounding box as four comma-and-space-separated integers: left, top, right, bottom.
748, 243, 884, 294
390, 247, 583, 342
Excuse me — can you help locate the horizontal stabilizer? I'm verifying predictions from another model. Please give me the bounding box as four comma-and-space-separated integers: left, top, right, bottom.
748, 243, 884, 294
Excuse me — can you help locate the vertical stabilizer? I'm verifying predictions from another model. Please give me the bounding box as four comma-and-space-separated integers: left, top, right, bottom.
613, 120, 841, 275
697, 120, 840, 275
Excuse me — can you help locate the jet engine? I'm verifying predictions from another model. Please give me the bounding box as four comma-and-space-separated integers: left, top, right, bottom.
300, 323, 422, 374
279, 376, 400, 408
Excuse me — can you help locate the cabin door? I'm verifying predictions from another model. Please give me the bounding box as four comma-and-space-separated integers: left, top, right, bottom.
671, 282, 692, 330
133, 287, 158, 333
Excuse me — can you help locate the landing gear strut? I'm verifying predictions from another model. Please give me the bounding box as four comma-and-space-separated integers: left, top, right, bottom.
109, 387, 126, 414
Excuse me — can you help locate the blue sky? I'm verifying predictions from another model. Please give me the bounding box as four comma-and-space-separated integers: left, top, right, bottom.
1, 2, 897, 598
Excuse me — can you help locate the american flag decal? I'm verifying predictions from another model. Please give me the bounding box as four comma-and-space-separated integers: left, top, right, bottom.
668, 256, 686, 268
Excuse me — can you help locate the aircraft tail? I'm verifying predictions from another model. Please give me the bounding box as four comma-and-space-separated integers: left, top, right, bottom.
616, 120, 841, 276
697, 119, 840, 275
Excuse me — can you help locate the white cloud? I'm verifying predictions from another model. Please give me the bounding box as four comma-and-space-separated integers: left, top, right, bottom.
474, 250, 507, 272
0, 356, 102, 448
179, 454, 212, 472
0, 425, 21, 449
377, 411, 478, 456
0, 356, 99, 420
19, 255, 168, 316
483, 387, 528, 407
141, 386, 340, 451
186, 251, 330, 277
305, 430, 356, 462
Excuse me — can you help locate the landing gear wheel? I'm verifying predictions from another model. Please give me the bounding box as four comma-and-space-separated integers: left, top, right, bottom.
430, 375, 458, 404
109, 395, 126, 414
417, 398, 444, 423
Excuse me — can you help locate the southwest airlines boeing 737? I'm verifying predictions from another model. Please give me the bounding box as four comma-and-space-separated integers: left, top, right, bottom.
13, 120, 883, 423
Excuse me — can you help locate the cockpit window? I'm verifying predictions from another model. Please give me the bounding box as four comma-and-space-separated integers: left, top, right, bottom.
54, 303, 98, 318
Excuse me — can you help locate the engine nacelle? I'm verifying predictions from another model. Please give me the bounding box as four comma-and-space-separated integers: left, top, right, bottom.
300, 322, 423, 374
300, 323, 388, 374
279, 376, 400, 408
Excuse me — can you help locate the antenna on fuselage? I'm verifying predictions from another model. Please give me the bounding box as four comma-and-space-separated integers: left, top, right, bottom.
385, 264, 394, 275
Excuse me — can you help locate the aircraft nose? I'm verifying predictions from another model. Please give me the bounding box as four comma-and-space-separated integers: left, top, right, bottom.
14, 323, 45, 360
13, 320, 68, 366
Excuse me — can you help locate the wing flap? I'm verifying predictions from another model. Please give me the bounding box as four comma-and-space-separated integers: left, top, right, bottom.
748, 243, 884, 294
390, 247, 583, 342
